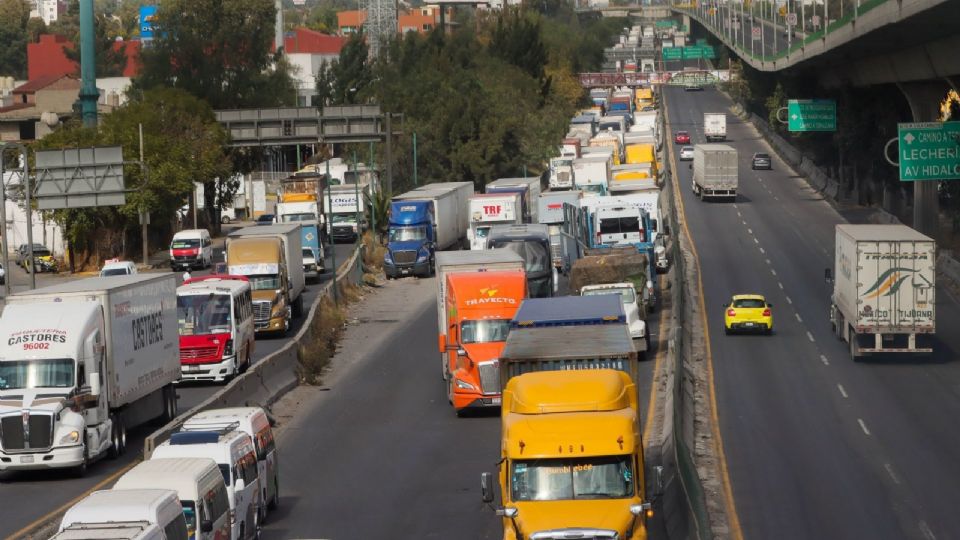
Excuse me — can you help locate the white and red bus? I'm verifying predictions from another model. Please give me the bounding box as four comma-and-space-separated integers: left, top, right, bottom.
176, 276, 255, 383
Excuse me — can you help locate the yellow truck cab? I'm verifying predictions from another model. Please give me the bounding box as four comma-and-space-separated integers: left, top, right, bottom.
482, 370, 652, 540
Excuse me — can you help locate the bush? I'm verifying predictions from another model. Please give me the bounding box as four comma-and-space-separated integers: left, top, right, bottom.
296, 296, 345, 385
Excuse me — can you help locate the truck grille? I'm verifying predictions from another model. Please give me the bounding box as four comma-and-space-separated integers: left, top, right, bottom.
333, 225, 354, 236
478, 360, 500, 395
0, 413, 53, 452
391, 250, 417, 265
180, 347, 220, 364
556, 171, 571, 184
530, 529, 618, 540
173, 255, 198, 262
253, 301, 272, 326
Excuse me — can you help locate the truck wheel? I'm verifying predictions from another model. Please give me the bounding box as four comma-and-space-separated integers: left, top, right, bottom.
849, 326, 860, 361
269, 477, 280, 510
108, 414, 124, 458
73, 450, 88, 478
293, 295, 304, 318
163, 385, 178, 421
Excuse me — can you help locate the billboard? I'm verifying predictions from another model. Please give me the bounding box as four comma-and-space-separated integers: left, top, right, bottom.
140, 5, 158, 40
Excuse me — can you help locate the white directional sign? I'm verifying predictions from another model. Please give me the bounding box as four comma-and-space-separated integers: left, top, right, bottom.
786, 12, 797, 25
752, 26, 761, 40
812, 15, 821, 27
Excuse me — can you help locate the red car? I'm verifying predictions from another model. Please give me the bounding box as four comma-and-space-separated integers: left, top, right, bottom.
675, 131, 691, 144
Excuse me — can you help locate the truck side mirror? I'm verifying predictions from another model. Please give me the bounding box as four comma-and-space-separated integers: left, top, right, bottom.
688, 163, 693, 170
88, 373, 101, 397
200, 520, 213, 533
824, 268, 833, 283
481, 472, 495, 503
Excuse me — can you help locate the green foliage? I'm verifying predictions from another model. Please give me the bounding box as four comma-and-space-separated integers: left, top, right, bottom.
305, 5, 338, 33
765, 82, 786, 132
721, 59, 751, 105
0, 0, 30, 78
134, 0, 296, 110
63, 14, 128, 77
315, 32, 371, 106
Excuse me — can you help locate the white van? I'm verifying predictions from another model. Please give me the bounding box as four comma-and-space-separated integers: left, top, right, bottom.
580, 282, 649, 351
100, 259, 138, 277
177, 276, 256, 382
170, 229, 213, 271
181, 407, 280, 514
152, 431, 261, 540
53, 522, 165, 540
59, 489, 188, 540
114, 458, 231, 540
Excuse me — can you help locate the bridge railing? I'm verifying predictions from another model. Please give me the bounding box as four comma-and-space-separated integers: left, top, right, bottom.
672, 0, 894, 63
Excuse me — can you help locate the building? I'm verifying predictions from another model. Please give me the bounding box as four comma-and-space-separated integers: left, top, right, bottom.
276, 28, 348, 107
31, 0, 65, 25
337, 10, 367, 35
28, 34, 142, 81
337, 7, 451, 35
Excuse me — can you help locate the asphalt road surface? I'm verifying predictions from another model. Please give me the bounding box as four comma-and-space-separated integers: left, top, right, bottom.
0, 238, 356, 539
665, 85, 960, 540
260, 271, 668, 538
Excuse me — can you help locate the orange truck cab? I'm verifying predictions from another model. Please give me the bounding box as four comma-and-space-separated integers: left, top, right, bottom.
441, 270, 527, 415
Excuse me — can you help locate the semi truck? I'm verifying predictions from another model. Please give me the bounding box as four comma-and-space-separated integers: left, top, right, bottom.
299, 221, 325, 281
703, 112, 727, 142
481, 369, 652, 540
487, 224, 558, 298
485, 177, 543, 223
692, 144, 738, 201
467, 193, 523, 250
828, 224, 936, 360
327, 184, 366, 243
385, 182, 473, 278
226, 224, 305, 335
538, 190, 583, 273
441, 270, 527, 415
573, 155, 612, 197
435, 249, 526, 380
0, 275, 180, 474
276, 170, 327, 239
548, 156, 575, 190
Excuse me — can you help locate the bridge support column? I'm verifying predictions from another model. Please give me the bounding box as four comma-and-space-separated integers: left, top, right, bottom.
897, 81, 951, 241
683, 14, 690, 30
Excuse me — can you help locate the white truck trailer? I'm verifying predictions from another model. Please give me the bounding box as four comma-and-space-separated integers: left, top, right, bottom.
467, 192, 523, 250
704, 112, 727, 142
327, 184, 367, 243
692, 144, 738, 201
434, 249, 525, 379
573, 155, 612, 197
0, 275, 179, 474
538, 190, 583, 273
548, 156, 575, 190
410, 181, 474, 250
829, 224, 936, 360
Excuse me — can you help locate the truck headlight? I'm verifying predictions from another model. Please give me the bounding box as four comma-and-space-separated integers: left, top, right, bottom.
417, 248, 430, 262
59, 430, 80, 444
455, 378, 475, 390
384, 251, 393, 263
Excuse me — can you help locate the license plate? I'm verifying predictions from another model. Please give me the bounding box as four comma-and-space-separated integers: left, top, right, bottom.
185, 365, 201, 372
20, 455, 34, 464
745, 322, 755, 327
492, 397, 502, 405
401, 269, 410, 275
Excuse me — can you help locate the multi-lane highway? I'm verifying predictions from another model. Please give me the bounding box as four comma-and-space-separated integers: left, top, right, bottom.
0, 236, 356, 539
259, 276, 669, 538
665, 85, 960, 539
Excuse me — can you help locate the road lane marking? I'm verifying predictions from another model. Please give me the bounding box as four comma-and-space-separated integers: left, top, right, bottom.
884, 463, 900, 485
773, 196, 779, 201
663, 93, 743, 540
786, 296, 793, 304
765, 259, 771, 265
771, 269, 777, 276
920, 520, 937, 540
753, 238, 759, 244
806, 331, 815, 342
747, 228, 753, 234
821, 354, 830, 365
858, 418, 871, 436
759, 247, 765, 254
643, 275, 669, 445
837, 384, 847, 398
795, 313, 802, 322
778, 282, 784, 290
6, 459, 141, 540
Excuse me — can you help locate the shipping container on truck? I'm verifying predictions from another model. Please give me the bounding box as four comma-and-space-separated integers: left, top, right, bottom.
327, 184, 367, 243
590, 132, 623, 166
226, 224, 305, 334
692, 144, 738, 201
0, 275, 180, 473
485, 177, 543, 223
573, 155, 612, 197
486, 224, 557, 299
435, 249, 526, 380
829, 224, 936, 360
548, 156, 575, 190
466, 192, 523, 250
538, 190, 583, 273
703, 112, 727, 142
560, 137, 582, 158
276, 169, 328, 236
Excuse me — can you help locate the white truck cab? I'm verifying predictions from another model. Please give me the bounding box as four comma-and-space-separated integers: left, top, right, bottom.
580, 282, 649, 352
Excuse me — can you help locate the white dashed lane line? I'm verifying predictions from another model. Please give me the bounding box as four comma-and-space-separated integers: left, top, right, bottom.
786, 296, 793, 304
884, 463, 900, 485
778, 282, 784, 290
820, 354, 829, 365
759, 247, 765, 254
806, 330, 815, 342
837, 384, 848, 398
795, 313, 802, 323
920, 520, 937, 540
858, 419, 871, 436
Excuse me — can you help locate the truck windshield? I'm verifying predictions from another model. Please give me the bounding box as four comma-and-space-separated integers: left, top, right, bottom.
511, 456, 634, 501
582, 287, 636, 306
489, 240, 550, 274
461, 319, 511, 344
177, 294, 232, 336
475, 226, 491, 240
389, 226, 427, 242
580, 184, 605, 196
280, 213, 315, 222
0, 359, 75, 390
600, 216, 645, 241
248, 275, 281, 291
332, 214, 356, 224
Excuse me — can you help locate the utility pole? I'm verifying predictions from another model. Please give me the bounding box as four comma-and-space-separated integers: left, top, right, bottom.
140, 124, 149, 266
385, 113, 393, 195
326, 160, 338, 304
78, 0, 99, 127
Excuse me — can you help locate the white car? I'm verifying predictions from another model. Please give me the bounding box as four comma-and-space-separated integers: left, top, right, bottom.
0, 263, 5, 285
580, 282, 649, 353
679, 146, 695, 161
100, 260, 138, 277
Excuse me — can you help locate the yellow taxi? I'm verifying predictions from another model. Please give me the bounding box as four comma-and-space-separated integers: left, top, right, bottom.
724, 294, 773, 334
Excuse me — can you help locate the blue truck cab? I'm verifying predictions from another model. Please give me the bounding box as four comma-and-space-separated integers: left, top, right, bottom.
300, 221, 324, 280
385, 200, 435, 278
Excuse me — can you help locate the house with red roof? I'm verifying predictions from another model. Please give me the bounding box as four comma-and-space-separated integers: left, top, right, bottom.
281, 28, 348, 106
27, 34, 142, 81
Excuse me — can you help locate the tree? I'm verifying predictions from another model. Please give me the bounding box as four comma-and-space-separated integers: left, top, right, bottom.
766, 82, 786, 131
305, 5, 338, 34
320, 32, 372, 105
63, 14, 128, 77
0, 0, 30, 78
134, 0, 296, 110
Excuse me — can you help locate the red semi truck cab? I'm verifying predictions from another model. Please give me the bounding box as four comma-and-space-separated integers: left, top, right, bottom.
441, 270, 527, 415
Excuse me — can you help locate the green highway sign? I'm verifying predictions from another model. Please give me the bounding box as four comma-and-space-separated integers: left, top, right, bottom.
787, 99, 836, 132
897, 122, 960, 181
655, 20, 678, 28
703, 46, 716, 59
696, 38, 708, 46
662, 47, 683, 60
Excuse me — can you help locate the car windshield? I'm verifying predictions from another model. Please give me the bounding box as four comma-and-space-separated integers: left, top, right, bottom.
178, 294, 232, 335
580, 184, 605, 195
490, 239, 550, 273
248, 275, 280, 291
100, 267, 129, 276
302, 248, 315, 260
733, 298, 766, 308
32, 250, 52, 257
475, 226, 491, 240
677, 131, 688, 136
755, 154, 770, 159
280, 213, 314, 222
171, 239, 200, 249
219, 464, 232, 486
0, 359, 75, 390
460, 319, 511, 344
511, 456, 634, 501
257, 215, 275, 223
582, 287, 636, 305
181, 502, 197, 530
389, 225, 427, 242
